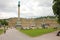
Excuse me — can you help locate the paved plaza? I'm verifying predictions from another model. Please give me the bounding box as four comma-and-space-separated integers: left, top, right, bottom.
0, 28, 60, 40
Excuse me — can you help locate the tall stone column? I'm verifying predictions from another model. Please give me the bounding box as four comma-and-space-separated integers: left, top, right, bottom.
16, 1, 21, 28
18, 1, 20, 21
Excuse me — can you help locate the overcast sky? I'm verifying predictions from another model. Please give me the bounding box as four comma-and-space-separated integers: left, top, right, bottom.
0, 0, 54, 19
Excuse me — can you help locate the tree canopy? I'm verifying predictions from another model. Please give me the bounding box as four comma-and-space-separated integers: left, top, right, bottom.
52, 0, 60, 24
0, 19, 8, 26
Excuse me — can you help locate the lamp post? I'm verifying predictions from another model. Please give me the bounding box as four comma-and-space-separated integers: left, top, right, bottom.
0, 22, 1, 27
4, 24, 6, 33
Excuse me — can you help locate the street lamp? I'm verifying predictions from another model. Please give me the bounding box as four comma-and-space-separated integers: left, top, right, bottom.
4, 24, 6, 33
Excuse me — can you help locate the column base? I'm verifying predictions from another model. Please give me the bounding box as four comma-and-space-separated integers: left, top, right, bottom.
15, 20, 22, 28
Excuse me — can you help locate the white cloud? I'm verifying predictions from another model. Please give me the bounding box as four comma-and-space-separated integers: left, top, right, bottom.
0, 0, 54, 19
20, 0, 54, 18
0, 12, 17, 19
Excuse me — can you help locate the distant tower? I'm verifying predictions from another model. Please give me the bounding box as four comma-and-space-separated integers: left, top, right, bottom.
16, 1, 22, 28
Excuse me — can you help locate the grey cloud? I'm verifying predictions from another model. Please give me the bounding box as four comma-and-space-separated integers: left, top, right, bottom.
34, 0, 53, 7
21, 0, 53, 7
0, 7, 17, 13
0, 0, 17, 13
0, 0, 54, 19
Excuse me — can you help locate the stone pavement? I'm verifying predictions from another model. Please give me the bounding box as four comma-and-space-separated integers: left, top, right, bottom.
0, 28, 60, 40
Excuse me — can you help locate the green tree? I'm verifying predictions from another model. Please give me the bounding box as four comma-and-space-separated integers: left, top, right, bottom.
52, 0, 60, 24
0, 19, 8, 26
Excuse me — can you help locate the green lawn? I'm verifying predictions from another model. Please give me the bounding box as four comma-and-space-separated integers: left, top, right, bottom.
17, 28, 57, 37
0, 29, 3, 35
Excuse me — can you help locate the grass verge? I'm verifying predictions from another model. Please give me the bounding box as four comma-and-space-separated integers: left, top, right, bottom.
0, 29, 4, 35
17, 28, 57, 37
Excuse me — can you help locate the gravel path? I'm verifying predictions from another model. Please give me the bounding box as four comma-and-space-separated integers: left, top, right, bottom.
0, 28, 60, 40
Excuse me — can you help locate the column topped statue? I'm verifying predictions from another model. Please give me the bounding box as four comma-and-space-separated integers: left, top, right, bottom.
15, 1, 22, 28
18, 1, 20, 7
